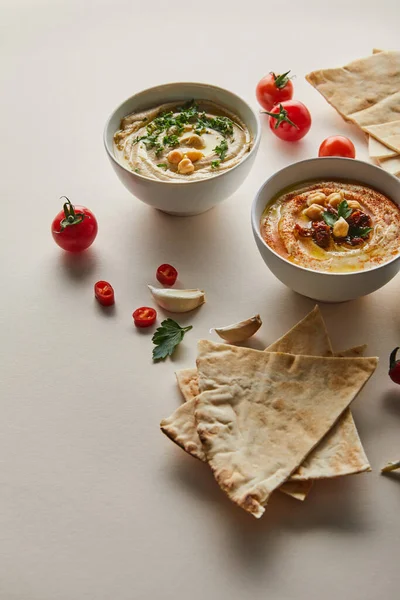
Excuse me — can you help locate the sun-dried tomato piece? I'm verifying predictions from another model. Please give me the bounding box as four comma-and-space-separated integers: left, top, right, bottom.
294, 223, 313, 237
312, 221, 331, 248
347, 210, 371, 228
348, 236, 365, 246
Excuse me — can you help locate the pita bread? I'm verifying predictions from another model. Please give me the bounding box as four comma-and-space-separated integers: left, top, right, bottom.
265, 305, 333, 356
164, 307, 371, 498
306, 51, 400, 129
175, 368, 199, 403
364, 121, 400, 155
368, 136, 397, 160
175, 306, 333, 402
195, 340, 377, 517
279, 480, 313, 501
378, 155, 400, 176
336, 345, 367, 358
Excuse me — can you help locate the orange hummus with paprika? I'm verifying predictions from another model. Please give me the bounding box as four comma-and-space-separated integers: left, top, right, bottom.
260, 181, 400, 273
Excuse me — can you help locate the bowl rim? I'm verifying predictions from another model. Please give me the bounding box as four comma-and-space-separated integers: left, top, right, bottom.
103, 81, 261, 186
251, 156, 400, 277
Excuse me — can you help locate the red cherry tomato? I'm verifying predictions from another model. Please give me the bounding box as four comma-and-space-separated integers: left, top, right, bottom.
264, 101, 312, 142
94, 281, 115, 306
133, 307, 157, 328
256, 71, 294, 111
318, 136, 356, 158
156, 263, 178, 286
51, 196, 98, 252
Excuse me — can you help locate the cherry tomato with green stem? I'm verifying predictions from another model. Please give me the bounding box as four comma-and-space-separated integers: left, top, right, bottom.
51, 196, 98, 252
264, 101, 312, 142
256, 71, 294, 111
389, 347, 400, 384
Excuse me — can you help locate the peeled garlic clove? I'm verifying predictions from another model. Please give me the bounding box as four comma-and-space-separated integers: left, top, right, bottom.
148, 285, 205, 313
210, 314, 262, 343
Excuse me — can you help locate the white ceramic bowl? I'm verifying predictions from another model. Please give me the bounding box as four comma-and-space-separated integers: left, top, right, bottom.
104, 82, 261, 216
251, 157, 400, 302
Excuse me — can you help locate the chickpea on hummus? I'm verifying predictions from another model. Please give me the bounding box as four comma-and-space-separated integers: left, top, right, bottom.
113, 100, 252, 182
261, 181, 400, 273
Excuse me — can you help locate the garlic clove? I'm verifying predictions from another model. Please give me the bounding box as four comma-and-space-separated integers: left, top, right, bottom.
210, 314, 262, 343
148, 285, 205, 313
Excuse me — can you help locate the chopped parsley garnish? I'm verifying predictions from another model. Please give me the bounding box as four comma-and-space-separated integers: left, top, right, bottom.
152, 318, 193, 362
163, 134, 180, 148
211, 160, 221, 169
157, 163, 168, 169
214, 139, 229, 161
132, 101, 234, 158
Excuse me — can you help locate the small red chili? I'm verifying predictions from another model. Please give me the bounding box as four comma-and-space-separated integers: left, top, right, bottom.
389, 347, 400, 384
133, 307, 157, 328
156, 264, 178, 286
94, 281, 115, 306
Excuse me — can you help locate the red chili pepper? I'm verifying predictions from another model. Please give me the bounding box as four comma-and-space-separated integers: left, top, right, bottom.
94, 281, 115, 306
156, 264, 178, 286
389, 347, 400, 384
133, 307, 157, 328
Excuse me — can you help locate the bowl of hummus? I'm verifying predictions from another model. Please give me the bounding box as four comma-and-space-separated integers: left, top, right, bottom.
104, 83, 260, 216
251, 158, 400, 302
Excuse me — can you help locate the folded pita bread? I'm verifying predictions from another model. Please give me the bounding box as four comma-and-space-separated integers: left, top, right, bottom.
162, 308, 371, 504
306, 51, 400, 131
368, 136, 397, 160
195, 340, 377, 517
364, 121, 400, 155
378, 155, 400, 176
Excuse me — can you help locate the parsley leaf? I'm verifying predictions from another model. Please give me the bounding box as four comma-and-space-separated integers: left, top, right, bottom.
349, 226, 373, 238
152, 319, 193, 362
163, 134, 180, 148
322, 211, 338, 228
214, 139, 229, 161
157, 163, 168, 169
337, 200, 352, 220
211, 160, 220, 169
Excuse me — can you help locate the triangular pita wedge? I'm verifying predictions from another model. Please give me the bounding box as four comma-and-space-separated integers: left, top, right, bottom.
175, 368, 199, 403
378, 155, 400, 176
336, 345, 367, 358
364, 121, 400, 155
306, 51, 400, 128
266, 305, 333, 356
170, 306, 333, 501
195, 340, 377, 517
368, 136, 397, 160
175, 306, 333, 402
164, 307, 371, 503
279, 480, 313, 501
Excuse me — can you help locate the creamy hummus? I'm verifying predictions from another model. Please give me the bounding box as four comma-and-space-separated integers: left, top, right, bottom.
261, 181, 400, 273
113, 100, 252, 182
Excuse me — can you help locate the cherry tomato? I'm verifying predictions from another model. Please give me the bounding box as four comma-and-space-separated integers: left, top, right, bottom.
156, 263, 178, 286
318, 136, 356, 158
256, 71, 294, 111
51, 196, 98, 252
389, 347, 400, 384
94, 281, 115, 306
264, 101, 312, 142
133, 307, 157, 328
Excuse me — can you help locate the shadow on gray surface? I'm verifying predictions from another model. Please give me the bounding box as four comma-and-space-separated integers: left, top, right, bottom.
382, 388, 400, 418
164, 449, 370, 572
59, 247, 97, 281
